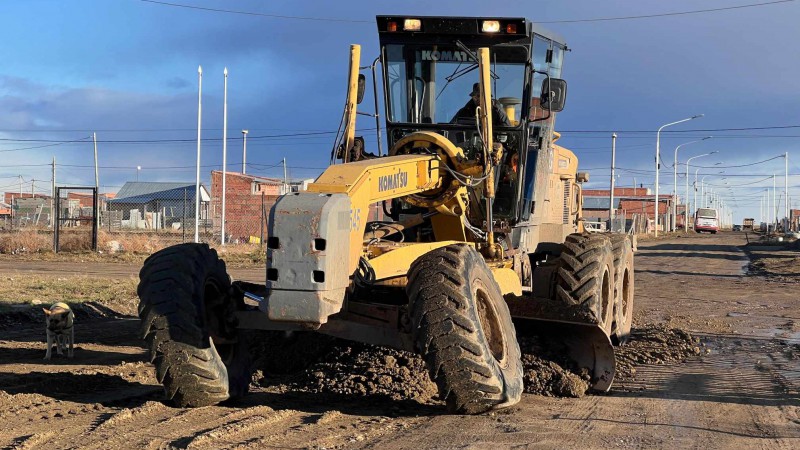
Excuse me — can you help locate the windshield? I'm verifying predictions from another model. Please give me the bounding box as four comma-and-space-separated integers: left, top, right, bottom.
697, 208, 717, 218
384, 44, 527, 126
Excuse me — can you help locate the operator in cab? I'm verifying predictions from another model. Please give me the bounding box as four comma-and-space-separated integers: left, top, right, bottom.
451, 83, 511, 126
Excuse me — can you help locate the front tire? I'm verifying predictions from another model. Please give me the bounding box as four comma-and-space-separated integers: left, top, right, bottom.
407, 244, 523, 414
555, 233, 615, 334
138, 243, 252, 407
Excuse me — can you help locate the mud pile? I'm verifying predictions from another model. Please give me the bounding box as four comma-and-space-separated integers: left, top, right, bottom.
518, 335, 590, 398
614, 325, 703, 379
251, 332, 438, 404
251, 324, 702, 402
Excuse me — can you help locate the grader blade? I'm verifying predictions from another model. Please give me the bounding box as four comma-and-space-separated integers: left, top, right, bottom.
514, 317, 615, 392
507, 295, 616, 392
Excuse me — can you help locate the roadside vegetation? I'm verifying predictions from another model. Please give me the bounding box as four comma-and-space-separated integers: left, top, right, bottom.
0, 274, 139, 312
0, 229, 266, 267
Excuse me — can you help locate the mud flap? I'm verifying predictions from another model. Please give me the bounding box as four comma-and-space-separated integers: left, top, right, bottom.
514, 317, 615, 392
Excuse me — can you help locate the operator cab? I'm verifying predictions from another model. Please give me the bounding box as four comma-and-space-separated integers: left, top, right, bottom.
376, 16, 568, 224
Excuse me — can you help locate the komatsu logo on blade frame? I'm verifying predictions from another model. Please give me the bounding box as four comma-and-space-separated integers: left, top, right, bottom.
378, 171, 408, 192
420, 50, 470, 62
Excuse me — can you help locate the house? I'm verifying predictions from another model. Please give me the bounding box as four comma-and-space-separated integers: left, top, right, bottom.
209, 171, 312, 243
582, 188, 679, 232
0, 201, 11, 223
108, 182, 210, 230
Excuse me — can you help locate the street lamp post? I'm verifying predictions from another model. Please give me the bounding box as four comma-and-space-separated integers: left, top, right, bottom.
242, 130, 249, 174
684, 151, 717, 233
655, 114, 703, 236
673, 137, 711, 231
136, 166, 141, 182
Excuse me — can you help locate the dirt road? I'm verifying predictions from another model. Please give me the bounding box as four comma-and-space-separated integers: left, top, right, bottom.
1, 233, 798, 449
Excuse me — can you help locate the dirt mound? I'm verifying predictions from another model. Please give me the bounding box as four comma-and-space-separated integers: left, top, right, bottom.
252, 332, 438, 404
518, 335, 590, 397
615, 325, 703, 379
251, 325, 702, 403
0, 301, 131, 330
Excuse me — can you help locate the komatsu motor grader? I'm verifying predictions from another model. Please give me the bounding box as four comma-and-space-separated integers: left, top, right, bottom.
138, 16, 635, 414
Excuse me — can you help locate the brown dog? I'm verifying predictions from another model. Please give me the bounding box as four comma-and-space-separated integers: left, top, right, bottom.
43, 302, 74, 360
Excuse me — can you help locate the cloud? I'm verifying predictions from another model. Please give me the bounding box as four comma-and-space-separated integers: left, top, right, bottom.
165, 77, 190, 89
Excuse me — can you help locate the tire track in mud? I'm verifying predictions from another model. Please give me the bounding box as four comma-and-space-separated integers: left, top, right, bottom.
228, 412, 404, 450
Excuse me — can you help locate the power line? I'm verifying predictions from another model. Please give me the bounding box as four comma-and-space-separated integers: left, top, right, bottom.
0, 136, 92, 153
138, 0, 796, 25
0, 128, 378, 145
560, 124, 800, 134
138, 0, 371, 23
692, 154, 784, 168
536, 0, 795, 24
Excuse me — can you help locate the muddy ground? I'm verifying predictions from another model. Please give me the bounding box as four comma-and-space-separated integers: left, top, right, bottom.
0, 232, 798, 449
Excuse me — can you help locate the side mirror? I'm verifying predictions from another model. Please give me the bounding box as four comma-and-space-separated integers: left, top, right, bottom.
540, 77, 567, 112
356, 74, 366, 104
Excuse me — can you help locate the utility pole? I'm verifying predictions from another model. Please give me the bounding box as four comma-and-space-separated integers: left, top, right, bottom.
19, 175, 23, 196
195, 65, 202, 244
31, 179, 35, 197
772, 174, 777, 232
283, 157, 288, 194
51, 157, 55, 228
609, 133, 616, 232
785, 152, 789, 229
221, 67, 228, 246
93, 132, 99, 191
242, 130, 249, 174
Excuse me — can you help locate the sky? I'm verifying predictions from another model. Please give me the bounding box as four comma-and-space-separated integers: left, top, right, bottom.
1, 0, 799, 223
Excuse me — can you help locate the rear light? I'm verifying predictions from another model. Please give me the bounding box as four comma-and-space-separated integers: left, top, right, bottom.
387, 21, 398, 32
403, 19, 421, 31
481, 20, 500, 33
506, 23, 517, 34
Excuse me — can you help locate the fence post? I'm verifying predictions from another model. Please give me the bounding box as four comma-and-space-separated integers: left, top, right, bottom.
183, 188, 187, 243
260, 191, 265, 246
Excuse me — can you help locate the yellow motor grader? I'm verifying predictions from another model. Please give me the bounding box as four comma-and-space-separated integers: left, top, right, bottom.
137, 16, 635, 414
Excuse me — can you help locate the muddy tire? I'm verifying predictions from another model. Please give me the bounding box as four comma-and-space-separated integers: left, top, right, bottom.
609, 234, 634, 345
407, 244, 523, 414
137, 243, 252, 407
555, 233, 614, 334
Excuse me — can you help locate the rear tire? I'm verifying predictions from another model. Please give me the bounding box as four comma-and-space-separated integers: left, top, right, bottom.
138, 243, 252, 407
407, 244, 523, 414
555, 233, 614, 334
609, 235, 634, 345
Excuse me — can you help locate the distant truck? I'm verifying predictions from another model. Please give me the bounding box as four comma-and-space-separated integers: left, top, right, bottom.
742, 218, 755, 231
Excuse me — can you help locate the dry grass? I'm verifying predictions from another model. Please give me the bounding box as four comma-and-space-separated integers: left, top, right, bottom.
0, 230, 51, 254
0, 229, 266, 268
0, 274, 139, 310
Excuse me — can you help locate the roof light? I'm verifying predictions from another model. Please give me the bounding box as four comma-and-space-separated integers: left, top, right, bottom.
506, 23, 517, 34
387, 21, 398, 32
403, 19, 421, 31
482, 20, 500, 33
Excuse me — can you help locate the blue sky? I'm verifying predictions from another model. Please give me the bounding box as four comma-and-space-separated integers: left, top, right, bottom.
1, 0, 799, 222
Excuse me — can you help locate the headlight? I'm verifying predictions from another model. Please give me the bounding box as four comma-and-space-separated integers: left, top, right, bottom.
482, 20, 500, 33
403, 19, 421, 31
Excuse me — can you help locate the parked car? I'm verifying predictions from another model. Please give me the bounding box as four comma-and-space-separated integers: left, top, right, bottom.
732, 224, 742, 231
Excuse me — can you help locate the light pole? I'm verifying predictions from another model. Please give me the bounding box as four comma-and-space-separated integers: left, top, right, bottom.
784, 152, 789, 229
242, 130, 249, 174
136, 166, 141, 182
221, 67, 228, 246
684, 152, 717, 232
655, 114, 703, 236
673, 136, 711, 231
